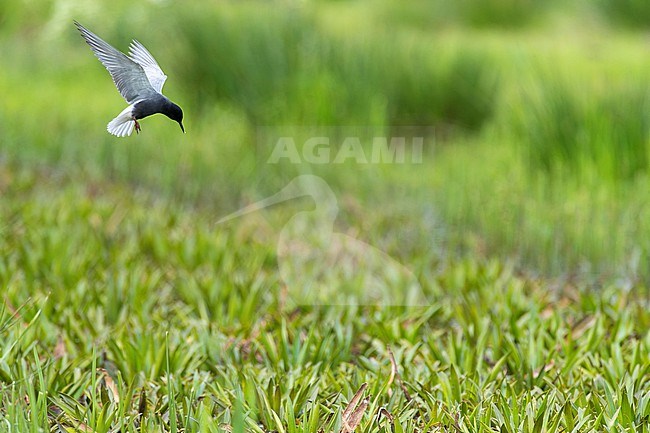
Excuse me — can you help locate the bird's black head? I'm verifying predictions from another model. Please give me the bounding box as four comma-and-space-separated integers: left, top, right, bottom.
165, 102, 185, 133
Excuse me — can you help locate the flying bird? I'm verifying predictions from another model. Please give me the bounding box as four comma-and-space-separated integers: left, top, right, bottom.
74, 21, 184, 137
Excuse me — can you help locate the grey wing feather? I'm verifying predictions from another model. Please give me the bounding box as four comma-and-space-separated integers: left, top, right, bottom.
128, 40, 168, 93
74, 21, 156, 104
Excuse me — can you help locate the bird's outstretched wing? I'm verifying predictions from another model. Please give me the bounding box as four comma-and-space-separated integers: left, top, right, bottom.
128, 40, 168, 93
74, 21, 156, 104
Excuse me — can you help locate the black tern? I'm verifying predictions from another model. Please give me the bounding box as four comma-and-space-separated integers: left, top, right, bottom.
74, 21, 184, 137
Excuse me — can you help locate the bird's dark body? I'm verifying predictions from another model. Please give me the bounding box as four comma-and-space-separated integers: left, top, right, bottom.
133, 95, 184, 128
133, 95, 171, 118
133, 95, 167, 119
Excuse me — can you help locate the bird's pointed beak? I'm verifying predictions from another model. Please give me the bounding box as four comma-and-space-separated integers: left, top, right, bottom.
179, 122, 185, 133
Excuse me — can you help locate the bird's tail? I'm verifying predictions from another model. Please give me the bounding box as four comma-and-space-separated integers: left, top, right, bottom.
107, 105, 136, 137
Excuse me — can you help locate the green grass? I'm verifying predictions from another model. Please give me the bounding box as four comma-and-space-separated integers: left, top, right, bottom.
596, 0, 650, 29
507, 61, 650, 181
1, 1, 650, 431
177, 4, 498, 130
456, 0, 549, 28
1, 165, 648, 432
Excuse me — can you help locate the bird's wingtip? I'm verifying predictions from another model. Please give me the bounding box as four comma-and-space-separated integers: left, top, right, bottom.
73, 20, 87, 34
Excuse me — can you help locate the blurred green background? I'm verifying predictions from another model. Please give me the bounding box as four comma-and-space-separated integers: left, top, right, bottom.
3, 0, 650, 283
